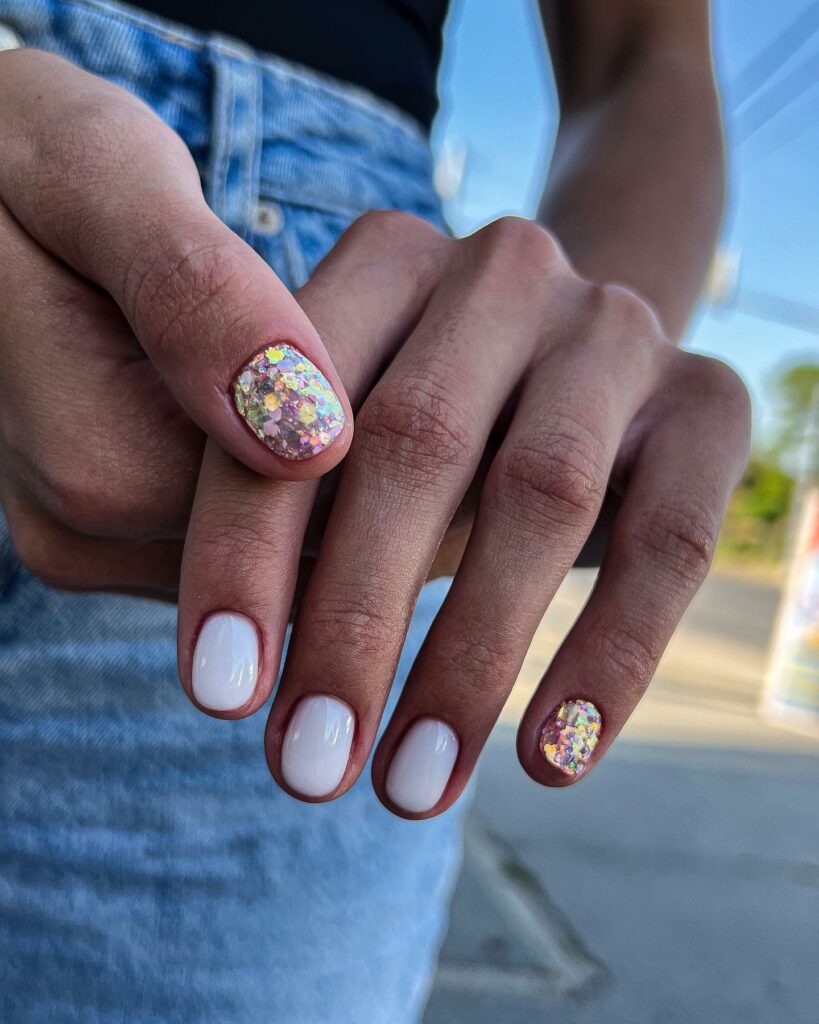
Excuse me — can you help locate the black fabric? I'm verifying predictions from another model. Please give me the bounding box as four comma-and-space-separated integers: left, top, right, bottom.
137, 0, 449, 128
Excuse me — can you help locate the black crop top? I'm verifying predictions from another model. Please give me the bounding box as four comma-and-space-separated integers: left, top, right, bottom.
137, 0, 449, 128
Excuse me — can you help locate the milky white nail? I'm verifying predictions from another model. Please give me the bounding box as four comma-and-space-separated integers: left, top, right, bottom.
385, 718, 459, 814
281, 695, 355, 798
191, 613, 259, 711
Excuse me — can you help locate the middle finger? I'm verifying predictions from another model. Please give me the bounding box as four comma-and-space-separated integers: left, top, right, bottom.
265, 222, 570, 801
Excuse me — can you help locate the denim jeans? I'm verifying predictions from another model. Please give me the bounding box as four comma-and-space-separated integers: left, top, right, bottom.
0, 2, 466, 1021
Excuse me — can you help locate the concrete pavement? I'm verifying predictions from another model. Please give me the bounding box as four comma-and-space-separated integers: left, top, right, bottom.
424, 570, 819, 1023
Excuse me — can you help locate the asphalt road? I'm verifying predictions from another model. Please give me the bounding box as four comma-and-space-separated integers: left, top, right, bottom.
664, 568, 781, 651
425, 569, 819, 1024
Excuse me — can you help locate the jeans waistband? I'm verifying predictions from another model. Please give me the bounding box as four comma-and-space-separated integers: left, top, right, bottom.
0, 0, 441, 223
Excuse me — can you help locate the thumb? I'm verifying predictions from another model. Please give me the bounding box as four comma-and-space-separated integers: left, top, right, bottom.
0, 50, 351, 479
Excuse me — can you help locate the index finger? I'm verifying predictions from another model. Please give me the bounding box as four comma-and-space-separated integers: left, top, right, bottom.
176, 211, 450, 718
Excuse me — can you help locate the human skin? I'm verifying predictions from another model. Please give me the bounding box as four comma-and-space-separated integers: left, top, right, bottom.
0, 49, 355, 595
0, 1, 751, 816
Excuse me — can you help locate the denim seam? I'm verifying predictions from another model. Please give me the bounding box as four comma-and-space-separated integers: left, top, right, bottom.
246, 61, 262, 240
204, 48, 234, 229
281, 214, 309, 291
235, 56, 263, 242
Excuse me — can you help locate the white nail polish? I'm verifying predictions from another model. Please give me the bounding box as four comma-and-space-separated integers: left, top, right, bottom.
386, 718, 459, 814
191, 613, 259, 711
281, 695, 355, 798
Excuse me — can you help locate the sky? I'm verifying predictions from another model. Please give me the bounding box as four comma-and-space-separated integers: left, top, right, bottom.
431, 0, 819, 449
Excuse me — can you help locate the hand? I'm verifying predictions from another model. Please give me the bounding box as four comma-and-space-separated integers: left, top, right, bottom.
176, 211, 750, 817
0, 49, 351, 597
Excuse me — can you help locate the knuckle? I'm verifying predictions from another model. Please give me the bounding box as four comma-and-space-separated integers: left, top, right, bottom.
349, 208, 436, 242
8, 512, 77, 590
35, 88, 178, 186
40, 462, 102, 535
685, 353, 752, 420
41, 454, 155, 538
123, 236, 250, 361
489, 416, 606, 532
579, 282, 669, 367
473, 216, 568, 272
184, 510, 260, 562
436, 626, 523, 711
39, 104, 125, 181
46, 476, 119, 537
355, 379, 474, 475
462, 218, 570, 309
668, 353, 752, 475
16, 80, 196, 275
630, 497, 720, 588
595, 282, 664, 337
596, 620, 660, 691
29, 100, 166, 230
336, 209, 451, 281
305, 594, 399, 666
26, 112, 124, 243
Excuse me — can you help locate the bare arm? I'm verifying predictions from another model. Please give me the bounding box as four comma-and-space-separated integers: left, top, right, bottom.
538, 0, 725, 339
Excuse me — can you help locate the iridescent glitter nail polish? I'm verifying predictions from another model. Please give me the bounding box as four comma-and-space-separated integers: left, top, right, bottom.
233, 343, 345, 459
540, 698, 602, 776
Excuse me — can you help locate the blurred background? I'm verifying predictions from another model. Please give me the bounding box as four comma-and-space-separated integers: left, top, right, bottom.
423, 1, 819, 1021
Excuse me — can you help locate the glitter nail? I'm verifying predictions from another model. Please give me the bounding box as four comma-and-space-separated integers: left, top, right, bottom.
233, 343, 345, 459
540, 698, 602, 776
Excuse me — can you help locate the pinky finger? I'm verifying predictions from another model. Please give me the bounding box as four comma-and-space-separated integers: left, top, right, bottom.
517, 358, 751, 786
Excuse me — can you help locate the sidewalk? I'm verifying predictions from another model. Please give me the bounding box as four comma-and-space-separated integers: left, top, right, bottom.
425, 570, 819, 1024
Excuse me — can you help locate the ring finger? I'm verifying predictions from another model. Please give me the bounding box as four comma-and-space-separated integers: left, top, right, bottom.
371, 288, 667, 816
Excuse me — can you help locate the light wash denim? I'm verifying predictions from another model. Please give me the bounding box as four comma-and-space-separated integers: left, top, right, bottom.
0, 2, 466, 1021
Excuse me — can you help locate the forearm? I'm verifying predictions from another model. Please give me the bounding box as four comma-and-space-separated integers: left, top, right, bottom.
538, 49, 725, 341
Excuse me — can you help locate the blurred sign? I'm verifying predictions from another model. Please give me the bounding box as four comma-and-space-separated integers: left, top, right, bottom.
761, 488, 819, 737
433, 137, 468, 200
703, 246, 741, 305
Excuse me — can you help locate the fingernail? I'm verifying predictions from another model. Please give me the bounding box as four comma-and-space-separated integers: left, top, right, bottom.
281, 695, 355, 797
540, 698, 602, 776
385, 718, 459, 814
233, 342, 345, 459
191, 613, 259, 711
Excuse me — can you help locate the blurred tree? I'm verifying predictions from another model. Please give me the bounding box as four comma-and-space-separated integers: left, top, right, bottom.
734, 457, 793, 524
770, 362, 819, 464
714, 359, 819, 568
717, 455, 793, 564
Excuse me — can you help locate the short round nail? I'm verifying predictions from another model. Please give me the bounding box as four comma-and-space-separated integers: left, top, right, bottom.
539, 698, 602, 776
385, 718, 459, 815
281, 695, 355, 798
233, 343, 345, 459
191, 613, 259, 711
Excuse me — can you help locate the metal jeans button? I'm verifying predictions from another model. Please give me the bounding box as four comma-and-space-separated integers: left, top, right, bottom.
254, 202, 284, 235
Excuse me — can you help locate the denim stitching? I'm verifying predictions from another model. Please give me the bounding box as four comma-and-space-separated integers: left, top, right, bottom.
204, 47, 234, 227
246, 60, 262, 243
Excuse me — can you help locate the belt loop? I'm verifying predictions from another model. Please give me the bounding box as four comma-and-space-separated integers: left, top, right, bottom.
203, 41, 262, 240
